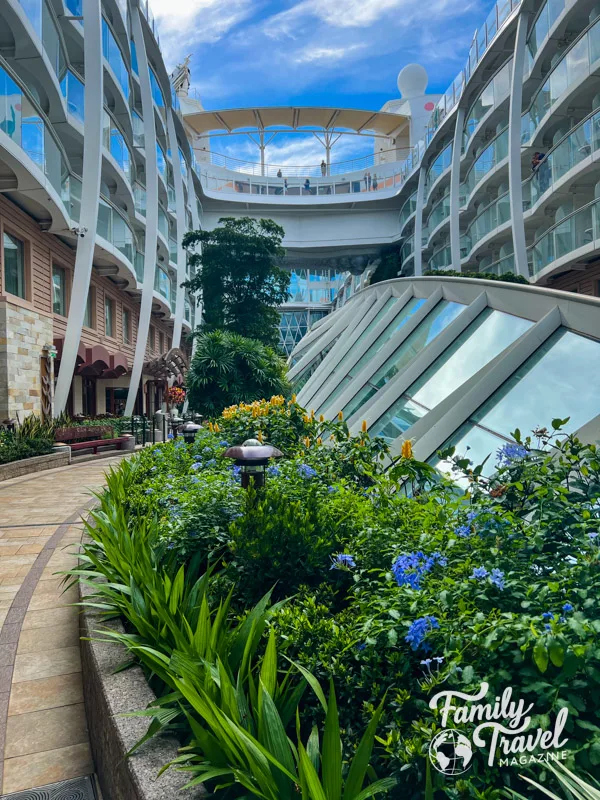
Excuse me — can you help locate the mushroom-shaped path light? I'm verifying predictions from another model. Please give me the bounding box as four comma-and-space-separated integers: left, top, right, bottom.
224, 438, 284, 489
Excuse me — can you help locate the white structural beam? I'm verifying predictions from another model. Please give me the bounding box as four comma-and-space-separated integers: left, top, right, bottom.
509, 9, 530, 278
54, 0, 103, 415
450, 107, 466, 268
413, 165, 426, 276
125, 5, 159, 416
166, 109, 186, 351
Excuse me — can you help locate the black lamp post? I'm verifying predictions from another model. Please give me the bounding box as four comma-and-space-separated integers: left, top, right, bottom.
180, 420, 202, 444
224, 438, 283, 489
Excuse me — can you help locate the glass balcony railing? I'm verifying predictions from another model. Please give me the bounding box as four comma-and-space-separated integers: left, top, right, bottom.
400, 235, 415, 265
132, 111, 144, 148
200, 169, 406, 197
18, 0, 67, 81
429, 244, 452, 270
60, 69, 84, 123
482, 252, 515, 275
0, 64, 69, 200
103, 110, 133, 182
168, 237, 177, 264
526, 0, 566, 66
523, 110, 600, 211
461, 126, 508, 205
462, 191, 511, 256
425, 0, 521, 144
184, 294, 191, 323
102, 18, 130, 101
156, 142, 167, 181
179, 148, 187, 182
528, 200, 599, 278
167, 183, 176, 212
96, 196, 136, 266
154, 265, 170, 302
522, 17, 600, 144
170, 278, 177, 314
426, 192, 450, 236
133, 182, 146, 216
399, 190, 417, 230
149, 68, 165, 109
134, 250, 144, 283
61, 173, 81, 221
424, 142, 452, 200
464, 60, 512, 148
158, 206, 168, 240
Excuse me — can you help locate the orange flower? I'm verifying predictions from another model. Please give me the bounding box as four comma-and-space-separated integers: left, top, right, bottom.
337, 411, 344, 421
401, 440, 413, 459
361, 420, 368, 433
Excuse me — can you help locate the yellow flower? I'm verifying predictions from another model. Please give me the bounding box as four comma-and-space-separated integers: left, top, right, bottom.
291, 394, 297, 404
303, 415, 310, 424
310, 409, 315, 419
337, 411, 343, 421
401, 440, 413, 459
316, 437, 322, 445
207, 421, 214, 432
361, 420, 367, 433
319, 414, 324, 422
303, 437, 311, 448
214, 422, 220, 433
257, 431, 264, 443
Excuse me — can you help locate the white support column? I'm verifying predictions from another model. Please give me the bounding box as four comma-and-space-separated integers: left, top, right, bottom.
53, 0, 103, 415
125, 4, 159, 417
450, 106, 466, 268
509, 9, 530, 278
413, 165, 426, 276
166, 109, 186, 351
187, 168, 203, 328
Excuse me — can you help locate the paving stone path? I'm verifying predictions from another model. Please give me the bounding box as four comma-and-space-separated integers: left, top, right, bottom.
0, 455, 127, 796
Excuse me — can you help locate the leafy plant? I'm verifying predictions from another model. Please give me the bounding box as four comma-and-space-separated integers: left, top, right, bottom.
183, 216, 290, 348
508, 762, 600, 799
186, 330, 290, 416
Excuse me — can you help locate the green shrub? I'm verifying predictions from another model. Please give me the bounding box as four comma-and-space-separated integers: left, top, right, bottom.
187, 330, 290, 417
425, 268, 530, 285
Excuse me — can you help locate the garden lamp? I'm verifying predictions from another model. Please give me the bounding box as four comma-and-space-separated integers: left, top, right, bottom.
180, 420, 202, 444
224, 438, 283, 489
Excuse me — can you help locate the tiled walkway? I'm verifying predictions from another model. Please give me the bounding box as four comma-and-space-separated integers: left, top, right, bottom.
0, 456, 126, 796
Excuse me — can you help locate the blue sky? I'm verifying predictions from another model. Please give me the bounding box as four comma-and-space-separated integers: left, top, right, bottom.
151, 0, 499, 167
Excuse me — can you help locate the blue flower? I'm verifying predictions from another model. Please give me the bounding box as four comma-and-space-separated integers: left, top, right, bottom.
145, 488, 154, 495
202, 446, 212, 454
231, 465, 241, 479
357, 643, 366, 651
434, 656, 444, 664
167, 433, 174, 439
589, 532, 599, 542
193, 454, 203, 461
190, 476, 199, 485
327, 486, 338, 494
267, 465, 280, 477
219, 440, 229, 447
191, 463, 202, 471
420, 658, 433, 666
490, 568, 505, 590
206, 459, 216, 467
496, 442, 527, 467
405, 616, 439, 651
167, 474, 174, 478
392, 552, 446, 590
467, 511, 478, 522
454, 524, 472, 538
542, 612, 554, 621
298, 464, 317, 479
471, 566, 489, 580
330, 553, 356, 570
562, 603, 574, 613
167, 543, 175, 549
545, 623, 551, 631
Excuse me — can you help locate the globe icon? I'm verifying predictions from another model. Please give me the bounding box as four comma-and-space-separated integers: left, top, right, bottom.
429, 729, 474, 776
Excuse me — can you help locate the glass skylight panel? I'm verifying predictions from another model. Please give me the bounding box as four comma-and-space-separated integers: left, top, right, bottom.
341, 300, 466, 420
370, 310, 533, 443
435, 328, 600, 476
315, 297, 425, 414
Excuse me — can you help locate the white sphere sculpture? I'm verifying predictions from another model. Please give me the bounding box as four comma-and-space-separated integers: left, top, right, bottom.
397, 64, 429, 99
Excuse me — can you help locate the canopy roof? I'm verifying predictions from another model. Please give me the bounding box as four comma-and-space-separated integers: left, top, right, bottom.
183, 106, 409, 138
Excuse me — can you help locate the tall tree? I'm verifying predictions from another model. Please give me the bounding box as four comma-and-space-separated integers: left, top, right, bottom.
183, 217, 290, 348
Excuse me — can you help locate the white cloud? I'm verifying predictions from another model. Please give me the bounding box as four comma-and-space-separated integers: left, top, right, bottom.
294, 44, 364, 65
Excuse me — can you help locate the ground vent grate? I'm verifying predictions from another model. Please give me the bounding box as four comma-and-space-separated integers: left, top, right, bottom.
1, 776, 97, 800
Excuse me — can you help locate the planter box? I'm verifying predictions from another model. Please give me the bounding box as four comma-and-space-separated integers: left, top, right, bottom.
0, 451, 69, 482
79, 580, 202, 799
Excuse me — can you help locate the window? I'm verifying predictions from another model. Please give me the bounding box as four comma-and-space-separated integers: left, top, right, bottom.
159, 331, 165, 353
104, 295, 114, 337
52, 265, 67, 316
83, 287, 95, 328
149, 325, 155, 351
122, 308, 131, 344
3, 231, 26, 299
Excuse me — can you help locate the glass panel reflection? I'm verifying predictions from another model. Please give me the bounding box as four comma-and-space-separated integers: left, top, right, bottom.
371, 309, 533, 442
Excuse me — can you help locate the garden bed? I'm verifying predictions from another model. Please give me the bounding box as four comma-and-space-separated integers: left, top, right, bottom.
73, 398, 600, 798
